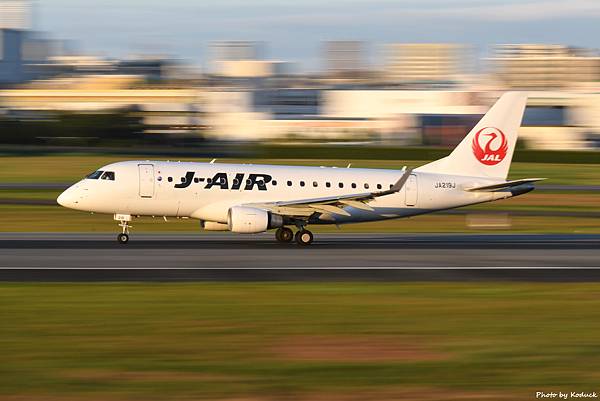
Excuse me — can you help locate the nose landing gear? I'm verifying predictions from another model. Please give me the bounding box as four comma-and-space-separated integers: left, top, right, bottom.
117, 232, 129, 244
115, 214, 132, 244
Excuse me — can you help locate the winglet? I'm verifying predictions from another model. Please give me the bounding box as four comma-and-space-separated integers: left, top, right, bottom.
390, 168, 413, 193
365, 168, 414, 198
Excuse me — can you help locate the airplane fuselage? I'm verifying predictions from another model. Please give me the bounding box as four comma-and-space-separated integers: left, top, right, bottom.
57, 160, 518, 226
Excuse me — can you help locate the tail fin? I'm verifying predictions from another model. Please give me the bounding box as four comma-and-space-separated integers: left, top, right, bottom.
416, 92, 527, 179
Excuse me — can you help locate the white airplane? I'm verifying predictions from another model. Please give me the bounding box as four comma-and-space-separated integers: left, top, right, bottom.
57, 92, 543, 245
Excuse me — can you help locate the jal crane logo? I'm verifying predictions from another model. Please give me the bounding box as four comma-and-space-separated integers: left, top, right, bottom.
472, 127, 508, 166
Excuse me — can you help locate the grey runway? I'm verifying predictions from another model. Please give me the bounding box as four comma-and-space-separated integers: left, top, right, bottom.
0, 233, 599, 282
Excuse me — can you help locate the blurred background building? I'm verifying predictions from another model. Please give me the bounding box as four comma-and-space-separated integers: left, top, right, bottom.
0, 0, 599, 150
324, 41, 366, 73
0, 29, 26, 84
487, 44, 600, 89
385, 43, 469, 86
210, 41, 286, 78
0, 0, 31, 30
211, 41, 265, 63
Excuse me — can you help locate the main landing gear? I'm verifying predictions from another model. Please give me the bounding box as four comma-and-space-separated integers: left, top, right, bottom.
295, 229, 314, 246
275, 227, 294, 243
275, 227, 314, 246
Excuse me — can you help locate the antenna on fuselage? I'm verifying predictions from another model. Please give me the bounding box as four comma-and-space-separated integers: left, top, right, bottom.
346, 163, 352, 168
210, 159, 216, 164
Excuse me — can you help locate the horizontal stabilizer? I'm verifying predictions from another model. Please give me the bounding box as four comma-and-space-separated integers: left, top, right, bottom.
466, 178, 546, 192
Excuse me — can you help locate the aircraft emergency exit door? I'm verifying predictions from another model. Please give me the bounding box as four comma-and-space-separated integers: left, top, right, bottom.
405, 174, 418, 206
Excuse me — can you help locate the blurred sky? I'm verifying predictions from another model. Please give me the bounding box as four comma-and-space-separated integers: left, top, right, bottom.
35, 0, 600, 70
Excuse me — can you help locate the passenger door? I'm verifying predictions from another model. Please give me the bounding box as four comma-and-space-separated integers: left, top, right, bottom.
138, 164, 155, 198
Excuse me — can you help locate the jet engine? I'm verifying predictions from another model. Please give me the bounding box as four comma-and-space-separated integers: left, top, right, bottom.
227, 206, 283, 233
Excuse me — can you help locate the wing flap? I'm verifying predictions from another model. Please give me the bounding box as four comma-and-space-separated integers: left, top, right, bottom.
339, 199, 375, 211
310, 204, 352, 217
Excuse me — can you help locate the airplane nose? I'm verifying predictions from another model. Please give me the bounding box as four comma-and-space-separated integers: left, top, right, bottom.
57, 186, 79, 208
57, 190, 71, 208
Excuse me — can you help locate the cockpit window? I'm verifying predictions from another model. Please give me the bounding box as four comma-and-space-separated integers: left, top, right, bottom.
86, 170, 103, 179
101, 171, 115, 181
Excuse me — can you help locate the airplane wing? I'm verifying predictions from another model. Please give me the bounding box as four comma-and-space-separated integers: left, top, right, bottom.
465, 178, 546, 192
246, 168, 413, 218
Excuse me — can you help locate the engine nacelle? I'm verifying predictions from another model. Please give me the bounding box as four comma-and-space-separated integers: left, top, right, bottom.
227, 206, 283, 234
201, 221, 229, 231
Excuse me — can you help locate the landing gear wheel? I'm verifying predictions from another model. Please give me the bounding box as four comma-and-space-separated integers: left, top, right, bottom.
275, 227, 294, 243
117, 233, 129, 244
295, 229, 314, 246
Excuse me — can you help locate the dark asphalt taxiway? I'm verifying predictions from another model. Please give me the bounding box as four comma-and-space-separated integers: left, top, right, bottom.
0, 233, 599, 282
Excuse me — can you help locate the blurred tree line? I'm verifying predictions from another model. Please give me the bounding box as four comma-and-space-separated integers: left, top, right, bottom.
0, 110, 143, 146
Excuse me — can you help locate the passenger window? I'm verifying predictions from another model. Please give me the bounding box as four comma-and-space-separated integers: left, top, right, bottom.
377, 184, 382, 190
389, 184, 393, 189
194, 177, 200, 183
180, 176, 186, 183
364, 183, 369, 189
313, 181, 318, 187
351, 183, 356, 189
100, 171, 115, 181
233, 178, 239, 186
300, 181, 305, 187
339, 183, 344, 188
207, 178, 212, 184
86, 171, 103, 179
272, 180, 277, 186
287, 180, 292, 186
168, 177, 173, 182
326, 182, 331, 188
